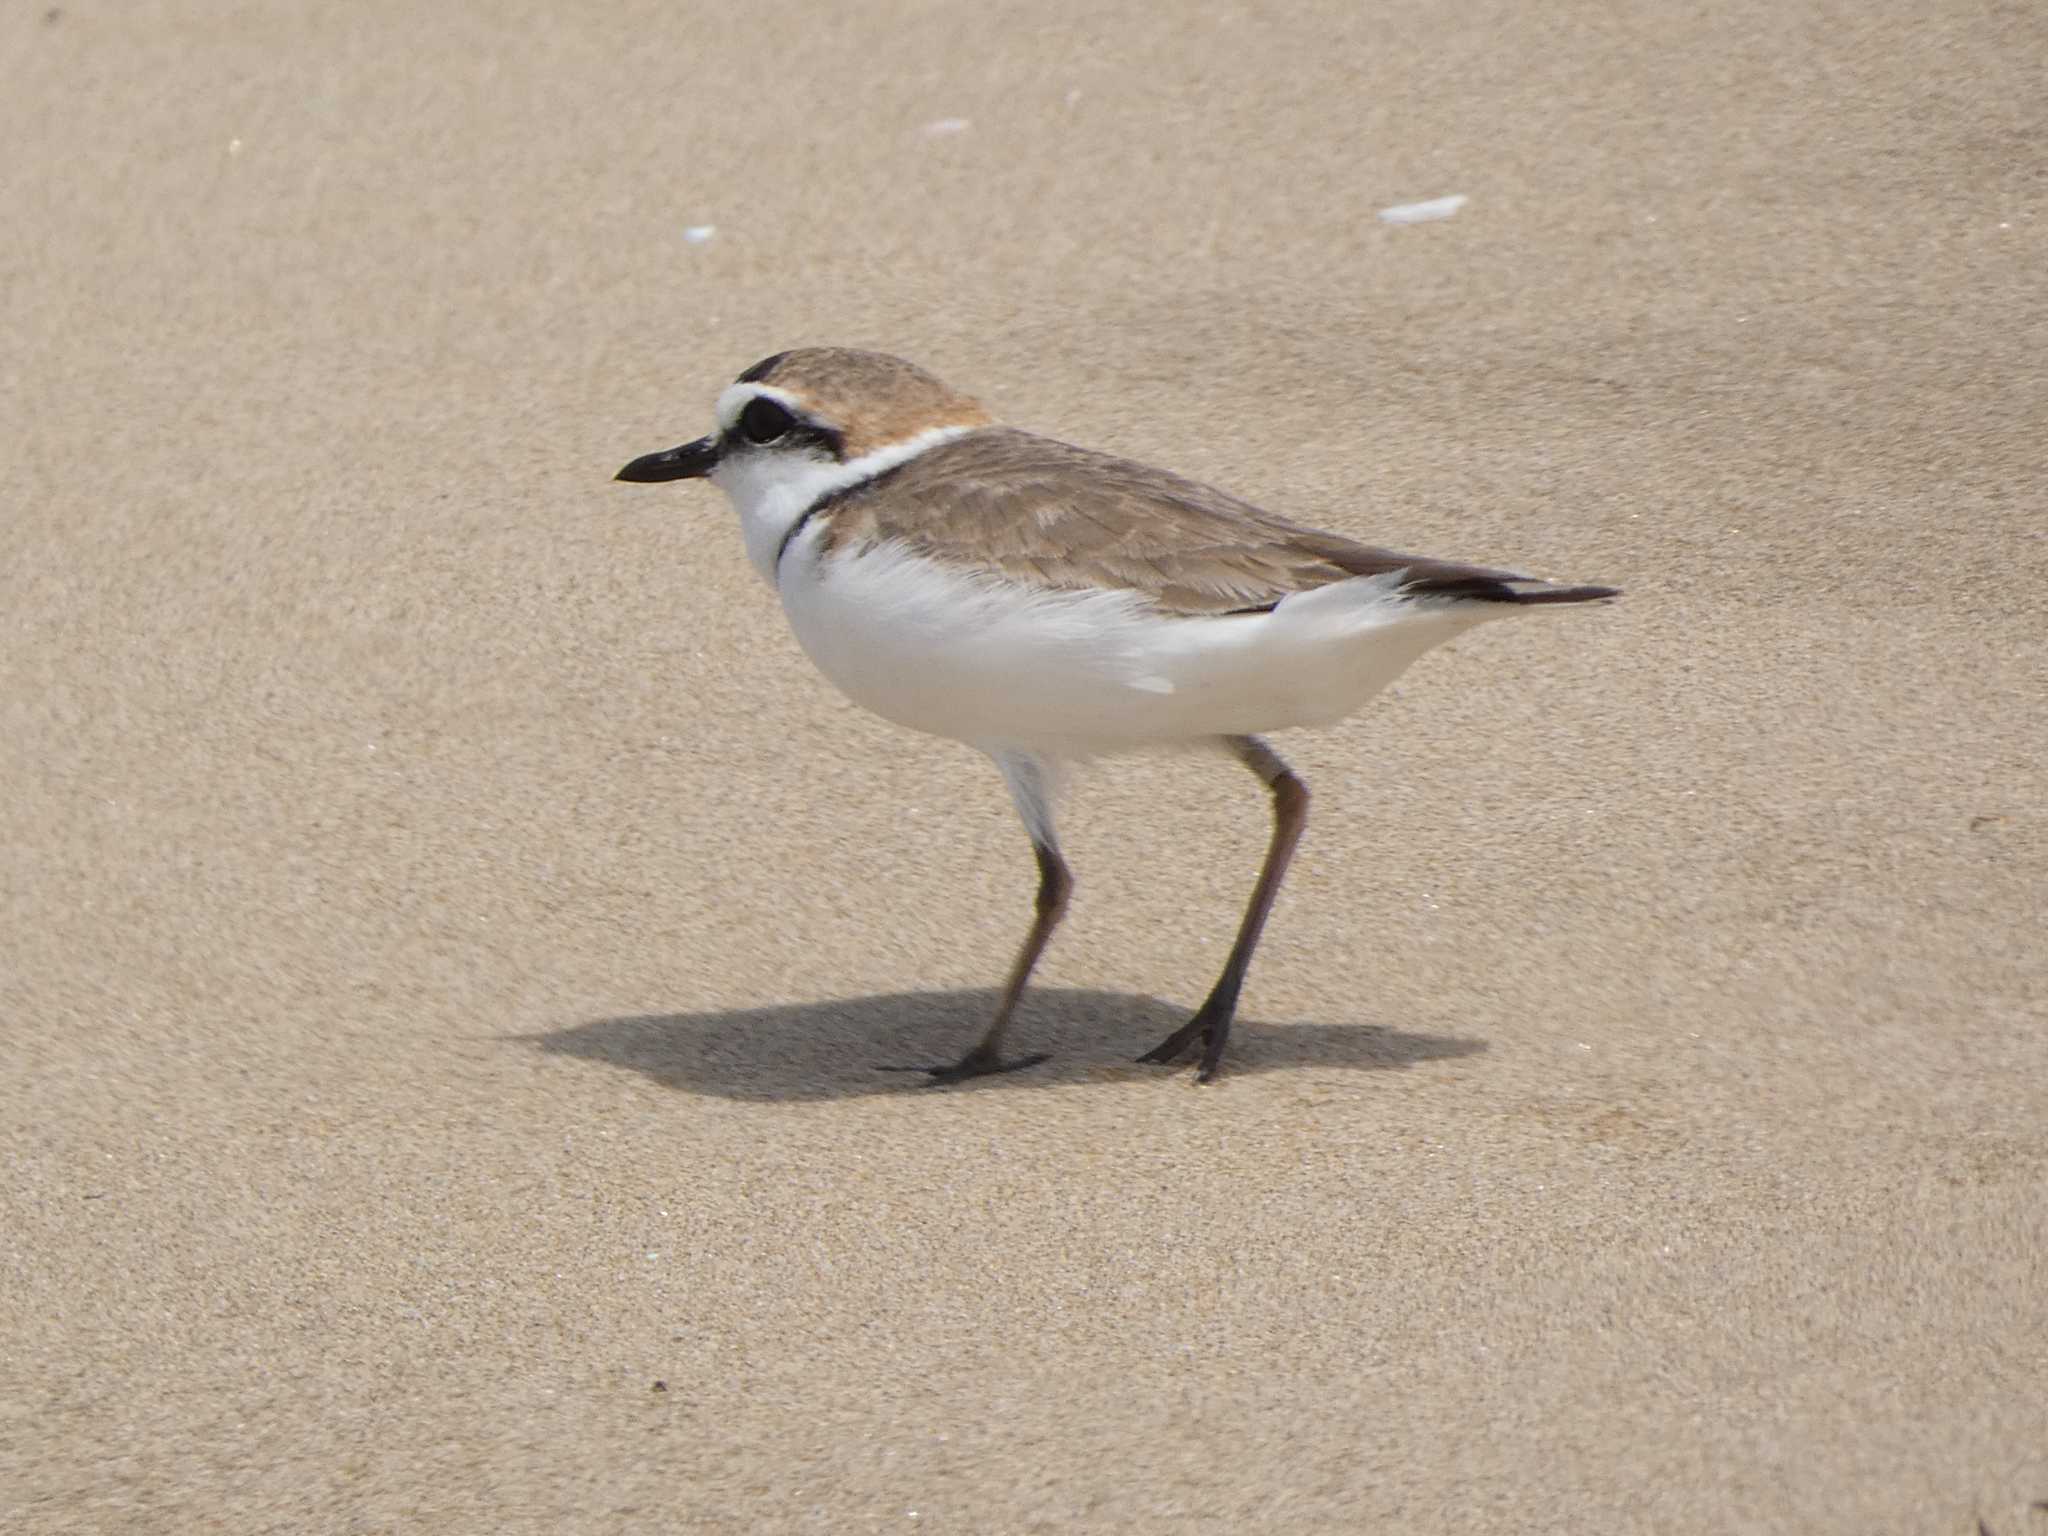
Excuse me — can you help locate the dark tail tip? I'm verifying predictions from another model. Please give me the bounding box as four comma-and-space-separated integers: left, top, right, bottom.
1404, 575, 1621, 605
1498, 582, 1621, 605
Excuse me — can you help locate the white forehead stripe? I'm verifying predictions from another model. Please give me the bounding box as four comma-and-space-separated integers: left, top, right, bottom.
714, 382, 807, 435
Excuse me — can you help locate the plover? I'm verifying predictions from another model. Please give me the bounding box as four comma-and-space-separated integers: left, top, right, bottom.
618, 349, 1617, 1084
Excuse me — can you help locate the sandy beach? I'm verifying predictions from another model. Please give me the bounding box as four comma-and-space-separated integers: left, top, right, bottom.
5, 1, 2045, 1530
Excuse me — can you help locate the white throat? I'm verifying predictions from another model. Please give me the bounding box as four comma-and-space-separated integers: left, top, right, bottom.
711, 426, 978, 585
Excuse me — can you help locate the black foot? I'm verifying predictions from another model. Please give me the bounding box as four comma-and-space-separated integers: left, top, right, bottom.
1136, 1002, 1234, 1083
879, 1045, 1050, 1085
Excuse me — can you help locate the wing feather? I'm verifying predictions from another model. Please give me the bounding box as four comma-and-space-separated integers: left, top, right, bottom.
817, 429, 1614, 615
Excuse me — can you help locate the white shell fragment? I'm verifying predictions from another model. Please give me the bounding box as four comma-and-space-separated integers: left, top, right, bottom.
1378, 194, 1469, 225
683, 225, 717, 244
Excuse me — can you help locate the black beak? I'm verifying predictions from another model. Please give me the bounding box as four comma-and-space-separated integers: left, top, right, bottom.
616, 435, 719, 483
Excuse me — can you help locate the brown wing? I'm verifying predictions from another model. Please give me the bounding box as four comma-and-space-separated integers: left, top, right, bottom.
817, 429, 1615, 616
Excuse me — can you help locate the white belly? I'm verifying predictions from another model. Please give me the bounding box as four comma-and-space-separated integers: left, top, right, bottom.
777, 531, 1491, 757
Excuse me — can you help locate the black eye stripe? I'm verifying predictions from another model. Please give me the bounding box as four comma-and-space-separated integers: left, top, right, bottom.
738, 396, 794, 444
729, 395, 844, 459
793, 422, 844, 458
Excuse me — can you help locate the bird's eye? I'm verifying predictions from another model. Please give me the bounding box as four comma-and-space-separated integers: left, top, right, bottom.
738, 396, 795, 445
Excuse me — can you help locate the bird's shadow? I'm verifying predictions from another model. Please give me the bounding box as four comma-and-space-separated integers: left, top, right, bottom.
529, 987, 1486, 1102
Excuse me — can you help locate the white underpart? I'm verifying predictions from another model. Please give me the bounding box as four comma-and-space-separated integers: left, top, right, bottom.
710, 421, 977, 583
778, 529, 1502, 759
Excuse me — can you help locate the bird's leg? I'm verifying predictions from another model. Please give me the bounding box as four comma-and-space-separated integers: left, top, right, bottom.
1138, 735, 1309, 1082
913, 840, 1071, 1084
886, 753, 1068, 1084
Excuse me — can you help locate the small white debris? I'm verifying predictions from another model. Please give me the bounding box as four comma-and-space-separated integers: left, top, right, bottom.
227, 138, 243, 156
921, 117, 971, 137
1378, 194, 1468, 225
682, 225, 717, 245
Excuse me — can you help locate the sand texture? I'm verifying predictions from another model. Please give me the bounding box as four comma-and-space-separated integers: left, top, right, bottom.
5, 1, 2045, 1530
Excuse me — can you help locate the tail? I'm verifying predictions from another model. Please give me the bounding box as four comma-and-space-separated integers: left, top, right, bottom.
1303, 538, 1619, 607
1396, 567, 1620, 606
